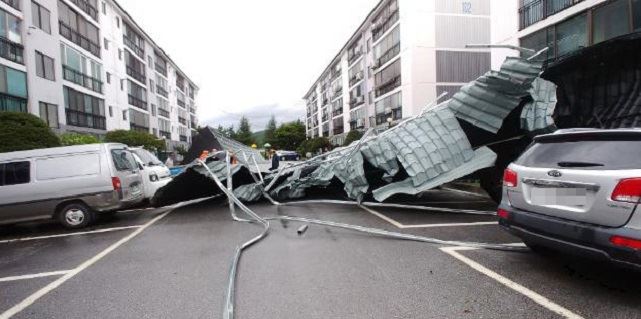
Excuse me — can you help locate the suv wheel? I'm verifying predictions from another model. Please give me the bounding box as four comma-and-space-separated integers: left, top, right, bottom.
58, 203, 94, 229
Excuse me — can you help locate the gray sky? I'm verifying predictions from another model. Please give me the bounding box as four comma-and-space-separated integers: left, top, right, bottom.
118, 0, 380, 131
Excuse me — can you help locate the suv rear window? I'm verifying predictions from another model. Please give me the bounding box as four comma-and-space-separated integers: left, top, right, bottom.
516, 138, 641, 170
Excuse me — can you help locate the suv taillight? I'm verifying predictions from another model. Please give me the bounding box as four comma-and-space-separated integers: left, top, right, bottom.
112, 177, 122, 191
611, 178, 641, 203
503, 168, 518, 188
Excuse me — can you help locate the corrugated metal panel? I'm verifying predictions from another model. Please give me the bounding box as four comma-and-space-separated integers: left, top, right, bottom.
435, 15, 490, 48
520, 78, 558, 132
436, 51, 491, 83
435, 0, 491, 15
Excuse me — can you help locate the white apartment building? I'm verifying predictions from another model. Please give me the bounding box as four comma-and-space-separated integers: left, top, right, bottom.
303, 0, 497, 145
0, 0, 198, 150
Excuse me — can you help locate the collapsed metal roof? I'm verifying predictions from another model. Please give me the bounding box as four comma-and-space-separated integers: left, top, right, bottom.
153, 54, 557, 207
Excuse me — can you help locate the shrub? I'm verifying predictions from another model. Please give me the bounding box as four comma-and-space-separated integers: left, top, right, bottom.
342, 130, 364, 146
297, 137, 330, 157
105, 130, 165, 151
0, 112, 61, 153
60, 132, 100, 146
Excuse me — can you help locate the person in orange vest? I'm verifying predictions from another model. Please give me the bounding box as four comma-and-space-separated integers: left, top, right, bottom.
199, 150, 209, 161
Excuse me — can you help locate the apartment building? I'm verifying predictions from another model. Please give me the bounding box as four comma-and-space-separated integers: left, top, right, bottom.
0, 0, 199, 150
303, 0, 496, 145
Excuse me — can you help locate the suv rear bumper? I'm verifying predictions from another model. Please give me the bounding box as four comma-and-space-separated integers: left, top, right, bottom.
499, 205, 641, 270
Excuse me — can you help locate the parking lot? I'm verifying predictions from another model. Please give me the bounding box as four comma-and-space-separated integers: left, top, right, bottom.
1, 190, 641, 319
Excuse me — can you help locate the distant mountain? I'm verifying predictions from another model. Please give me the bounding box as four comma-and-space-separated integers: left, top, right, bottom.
252, 130, 265, 146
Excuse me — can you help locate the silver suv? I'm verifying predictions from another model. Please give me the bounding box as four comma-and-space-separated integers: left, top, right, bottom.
498, 128, 641, 269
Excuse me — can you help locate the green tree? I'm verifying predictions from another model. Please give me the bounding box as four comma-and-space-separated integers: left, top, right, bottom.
297, 137, 330, 157
342, 130, 364, 146
105, 130, 165, 151
216, 124, 235, 138
235, 116, 254, 145
264, 115, 277, 146
274, 120, 306, 151
60, 133, 100, 146
0, 112, 60, 153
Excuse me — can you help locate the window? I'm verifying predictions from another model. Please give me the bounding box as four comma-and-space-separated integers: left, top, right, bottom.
0, 8, 22, 43
125, 50, 146, 83
122, 110, 127, 120
129, 108, 149, 132
39, 102, 58, 128
592, 0, 629, 44
0, 162, 30, 186
63, 86, 105, 129
60, 43, 103, 93
374, 26, 400, 67
118, 49, 122, 60
555, 13, 587, 57
374, 58, 401, 97
116, 16, 120, 28
32, 1, 51, 34
149, 79, 155, 93
634, 0, 641, 31
108, 105, 113, 117
127, 79, 148, 109
151, 104, 156, 116
102, 1, 106, 14
35, 51, 55, 80
104, 38, 109, 50
111, 150, 135, 171
123, 22, 145, 58
375, 91, 402, 124
58, 1, 100, 57
106, 72, 111, 83
0, 65, 28, 112
147, 55, 153, 66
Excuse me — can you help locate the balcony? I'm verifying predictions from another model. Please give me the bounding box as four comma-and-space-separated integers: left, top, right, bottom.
68, 0, 98, 21
156, 85, 168, 98
333, 126, 344, 135
349, 96, 365, 109
126, 65, 146, 84
519, 0, 584, 30
123, 35, 144, 58
0, 92, 27, 112
190, 107, 196, 114
63, 65, 103, 94
333, 107, 343, 117
375, 75, 401, 97
375, 107, 402, 125
158, 108, 169, 118
159, 130, 171, 139
177, 99, 186, 108
1, 0, 19, 10
0, 36, 23, 64
128, 94, 148, 110
59, 21, 100, 57
372, 9, 399, 42
376, 42, 400, 68
155, 63, 167, 77
349, 72, 363, 87
65, 109, 106, 130
130, 123, 149, 133
178, 116, 187, 125
179, 135, 188, 142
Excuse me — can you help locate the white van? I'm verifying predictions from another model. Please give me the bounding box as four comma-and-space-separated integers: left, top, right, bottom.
0, 143, 144, 228
129, 147, 172, 200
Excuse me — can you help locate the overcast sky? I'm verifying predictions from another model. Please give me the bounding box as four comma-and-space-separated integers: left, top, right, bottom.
118, 0, 380, 131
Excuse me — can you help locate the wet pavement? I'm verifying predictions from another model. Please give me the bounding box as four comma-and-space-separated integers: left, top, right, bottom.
1, 190, 640, 318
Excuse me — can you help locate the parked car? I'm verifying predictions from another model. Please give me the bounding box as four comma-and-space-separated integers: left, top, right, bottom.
130, 148, 172, 200
498, 128, 641, 269
0, 143, 144, 229
276, 150, 300, 161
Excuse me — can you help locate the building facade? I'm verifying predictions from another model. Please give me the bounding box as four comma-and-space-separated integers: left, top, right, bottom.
303, 0, 495, 145
0, 0, 198, 150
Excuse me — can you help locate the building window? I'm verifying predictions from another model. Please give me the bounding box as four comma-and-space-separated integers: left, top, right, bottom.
593, 0, 629, 44
147, 55, 153, 66
122, 110, 127, 120
1, 0, 20, 11
149, 79, 155, 93
106, 72, 111, 83
0, 65, 28, 112
39, 102, 58, 128
634, 0, 641, 31
0, 9, 23, 64
63, 86, 106, 130
555, 13, 587, 57
375, 91, 402, 125
60, 43, 103, 93
32, 1, 51, 34
127, 80, 148, 110
108, 105, 113, 117
104, 38, 109, 50
374, 58, 401, 97
372, 0, 399, 42
374, 26, 400, 67
116, 16, 120, 28
151, 104, 156, 116
123, 22, 145, 58
35, 51, 55, 81
129, 108, 149, 132
118, 49, 122, 60
0, 162, 31, 186
125, 50, 146, 83
102, 1, 106, 14
58, 1, 100, 57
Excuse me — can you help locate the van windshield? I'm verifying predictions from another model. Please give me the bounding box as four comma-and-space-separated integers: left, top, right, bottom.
111, 150, 136, 171
131, 149, 163, 166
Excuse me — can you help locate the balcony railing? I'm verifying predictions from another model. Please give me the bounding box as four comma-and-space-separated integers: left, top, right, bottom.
59, 21, 100, 57
375, 75, 401, 97
519, 0, 584, 30
156, 85, 168, 98
130, 123, 149, 133
155, 63, 167, 77
1, 0, 19, 10
123, 35, 145, 58
177, 99, 186, 108
0, 36, 23, 64
0, 92, 27, 112
333, 126, 344, 135
65, 109, 106, 130
190, 107, 196, 114
372, 9, 399, 42
128, 94, 148, 110
179, 135, 188, 142
333, 107, 343, 117
63, 65, 103, 94
158, 108, 169, 118
375, 107, 402, 125
159, 130, 171, 139
376, 42, 400, 68
68, 0, 98, 21
126, 65, 146, 83
178, 117, 187, 125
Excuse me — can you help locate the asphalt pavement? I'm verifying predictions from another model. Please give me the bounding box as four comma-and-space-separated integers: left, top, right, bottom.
1, 190, 640, 318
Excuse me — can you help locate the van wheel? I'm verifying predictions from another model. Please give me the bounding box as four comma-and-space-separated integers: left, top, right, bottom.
58, 203, 94, 229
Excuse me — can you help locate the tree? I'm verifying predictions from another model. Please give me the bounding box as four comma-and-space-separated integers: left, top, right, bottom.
342, 130, 364, 146
273, 120, 306, 151
264, 115, 277, 147
235, 116, 254, 146
297, 137, 330, 157
216, 124, 235, 138
60, 133, 100, 146
0, 112, 60, 153
105, 130, 165, 151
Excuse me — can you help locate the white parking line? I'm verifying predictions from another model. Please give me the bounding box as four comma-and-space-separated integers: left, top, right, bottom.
440, 246, 584, 319
0, 226, 143, 244
0, 271, 70, 283
441, 187, 488, 198
0, 210, 170, 319
359, 205, 497, 229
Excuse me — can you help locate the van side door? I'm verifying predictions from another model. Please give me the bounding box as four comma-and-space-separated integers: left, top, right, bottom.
0, 161, 37, 223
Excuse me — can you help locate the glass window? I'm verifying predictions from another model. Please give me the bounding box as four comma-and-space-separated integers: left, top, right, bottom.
634, 0, 641, 31
111, 150, 135, 171
32, 1, 51, 34
555, 13, 587, 57
6, 68, 27, 98
592, 0, 630, 44
39, 102, 58, 128
36, 51, 55, 81
0, 162, 30, 186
